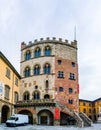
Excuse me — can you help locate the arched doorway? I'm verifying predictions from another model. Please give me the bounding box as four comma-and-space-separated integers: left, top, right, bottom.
60, 112, 76, 125
1, 105, 10, 123
38, 109, 53, 125
18, 110, 33, 124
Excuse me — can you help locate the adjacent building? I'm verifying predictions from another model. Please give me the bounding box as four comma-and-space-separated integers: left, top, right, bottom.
79, 99, 93, 120
0, 51, 21, 123
79, 98, 101, 122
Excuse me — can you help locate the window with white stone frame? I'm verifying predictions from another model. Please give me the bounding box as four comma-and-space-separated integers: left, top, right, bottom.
34, 65, 40, 75
25, 50, 31, 60
44, 46, 51, 56
24, 67, 30, 77
34, 47, 41, 58
44, 63, 51, 74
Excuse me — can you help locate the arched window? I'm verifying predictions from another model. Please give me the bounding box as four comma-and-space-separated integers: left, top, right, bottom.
25, 50, 31, 60
24, 67, 30, 77
34, 47, 41, 58
23, 91, 30, 100
14, 92, 19, 103
44, 63, 51, 74
44, 46, 51, 56
34, 65, 40, 75
33, 91, 40, 99
44, 94, 50, 99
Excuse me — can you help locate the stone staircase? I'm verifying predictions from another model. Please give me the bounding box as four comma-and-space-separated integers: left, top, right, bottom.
79, 112, 92, 127
56, 101, 83, 127
73, 112, 84, 127
56, 101, 92, 127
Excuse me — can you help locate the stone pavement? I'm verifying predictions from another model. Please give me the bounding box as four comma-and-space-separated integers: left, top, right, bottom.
0, 123, 101, 130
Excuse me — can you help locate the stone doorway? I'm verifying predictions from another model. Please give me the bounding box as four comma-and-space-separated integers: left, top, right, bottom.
1, 105, 10, 123
41, 116, 47, 124
38, 109, 53, 125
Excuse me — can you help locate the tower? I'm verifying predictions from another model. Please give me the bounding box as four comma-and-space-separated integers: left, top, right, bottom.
15, 37, 80, 126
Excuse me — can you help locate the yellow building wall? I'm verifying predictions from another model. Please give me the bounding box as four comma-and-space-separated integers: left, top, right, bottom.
0, 52, 21, 123
0, 58, 20, 104
79, 100, 92, 119
79, 99, 101, 122
92, 100, 101, 121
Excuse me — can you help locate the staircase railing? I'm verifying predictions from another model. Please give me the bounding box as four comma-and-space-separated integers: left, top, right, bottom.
73, 112, 84, 127
79, 112, 92, 126
56, 101, 73, 116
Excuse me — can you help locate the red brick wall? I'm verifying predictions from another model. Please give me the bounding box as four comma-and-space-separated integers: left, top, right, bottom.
55, 57, 79, 112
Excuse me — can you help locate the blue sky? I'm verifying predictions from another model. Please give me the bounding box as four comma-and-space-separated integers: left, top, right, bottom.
0, 0, 101, 100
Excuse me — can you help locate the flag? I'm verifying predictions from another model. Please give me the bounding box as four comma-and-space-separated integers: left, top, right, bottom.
77, 84, 79, 94
54, 108, 60, 120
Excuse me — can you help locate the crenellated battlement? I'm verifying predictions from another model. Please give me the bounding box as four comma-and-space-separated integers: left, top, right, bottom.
21, 37, 77, 50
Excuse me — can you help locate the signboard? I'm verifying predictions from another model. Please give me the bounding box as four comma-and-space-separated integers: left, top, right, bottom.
0, 82, 4, 98
54, 108, 60, 120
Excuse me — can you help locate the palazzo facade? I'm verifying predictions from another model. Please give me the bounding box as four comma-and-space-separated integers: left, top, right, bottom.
15, 37, 80, 126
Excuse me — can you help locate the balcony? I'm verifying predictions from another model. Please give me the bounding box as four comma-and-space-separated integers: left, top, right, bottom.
15, 99, 56, 107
